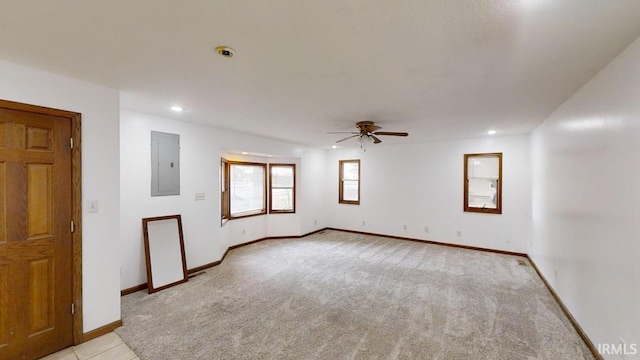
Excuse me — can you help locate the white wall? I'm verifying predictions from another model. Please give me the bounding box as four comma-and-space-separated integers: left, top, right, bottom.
119, 110, 327, 290
530, 37, 640, 357
326, 135, 531, 253
0, 61, 121, 332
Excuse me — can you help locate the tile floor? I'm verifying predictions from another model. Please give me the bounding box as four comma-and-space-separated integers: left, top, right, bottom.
40, 332, 138, 360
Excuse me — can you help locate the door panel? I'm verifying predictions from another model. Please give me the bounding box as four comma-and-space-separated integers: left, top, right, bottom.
27, 164, 53, 238
0, 106, 73, 360
28, 257, 54, 335
0, 264, 7, 347
0, 162, 5, 244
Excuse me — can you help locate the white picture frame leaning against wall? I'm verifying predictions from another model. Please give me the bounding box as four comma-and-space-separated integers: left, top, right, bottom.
142, 215, 188, 293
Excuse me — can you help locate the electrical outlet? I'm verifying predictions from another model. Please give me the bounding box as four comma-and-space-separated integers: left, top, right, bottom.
314, 220, 317, 225
362, 220, 365, 226
88, 200, 98, 213
424, 226, 429, 233
403, 225, 407, 230
456, 231, 462, 237
195, 192, 205, 201
554, 268, 558, 280
242, 229, 246, 235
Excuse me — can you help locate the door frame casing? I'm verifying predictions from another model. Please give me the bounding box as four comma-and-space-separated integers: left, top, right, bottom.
0, 99, 83, 344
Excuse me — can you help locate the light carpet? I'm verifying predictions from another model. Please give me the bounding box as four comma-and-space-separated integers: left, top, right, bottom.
116, 230, 594, 359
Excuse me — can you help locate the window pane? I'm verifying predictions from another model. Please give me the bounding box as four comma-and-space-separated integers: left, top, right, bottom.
230, 164, 264, 215
467, 178, 497, 209
343, 180, 359, 201
467, 157, 499, 178
271, 166, 293, 187
271, 188, 294, 211
342, 162, 359, 180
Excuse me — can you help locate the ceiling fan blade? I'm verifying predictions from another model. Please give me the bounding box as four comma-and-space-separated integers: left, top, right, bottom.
373, 131, 409, 137
335, 134, 360, 143
371, 125, 382, 131
370, 135, 382, 144
327, 131, 359, 134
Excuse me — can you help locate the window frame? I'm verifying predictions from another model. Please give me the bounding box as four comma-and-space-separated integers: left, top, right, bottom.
339, 159, 360, 205
221, 159, 230, 224
463, 152, 502, 214
226, 160, 268, 219
269, 163, 296, 214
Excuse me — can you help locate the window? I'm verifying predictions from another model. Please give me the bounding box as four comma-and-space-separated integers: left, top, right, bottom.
227, 162, 267, 218
269, 164, 295, 213
221, 159, 230, 222
464, 153, 502, 214
339, 159, 360, 205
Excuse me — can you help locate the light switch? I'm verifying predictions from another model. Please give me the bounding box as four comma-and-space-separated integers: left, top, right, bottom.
195, 193, 205, 201
88, 200, 99, 213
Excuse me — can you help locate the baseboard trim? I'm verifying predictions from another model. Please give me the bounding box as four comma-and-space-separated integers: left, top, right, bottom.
121, 283, 147, 296
117, 227, 599, 359
121, 228, 329, 296
188, 260, 221, 275
526, 256, 602, 360
227, 228, 329, 251
327, 228, 527, 257
83, 320, 123, 342
122, 227, 523, 296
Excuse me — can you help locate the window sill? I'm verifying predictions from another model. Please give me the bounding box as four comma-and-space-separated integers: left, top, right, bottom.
269, 210, 296, 214
229, 210, 267, 220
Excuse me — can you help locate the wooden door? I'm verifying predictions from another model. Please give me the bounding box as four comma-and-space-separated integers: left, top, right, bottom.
0, 104, 74, 359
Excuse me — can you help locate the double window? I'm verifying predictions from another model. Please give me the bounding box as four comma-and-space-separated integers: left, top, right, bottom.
221, 160, 296, 221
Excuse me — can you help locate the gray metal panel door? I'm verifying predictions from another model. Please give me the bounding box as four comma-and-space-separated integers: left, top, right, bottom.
151, 131, 180, 196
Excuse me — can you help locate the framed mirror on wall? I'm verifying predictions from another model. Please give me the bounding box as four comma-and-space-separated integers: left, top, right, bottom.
142, 215, 188, 293
464, 153, 502, 214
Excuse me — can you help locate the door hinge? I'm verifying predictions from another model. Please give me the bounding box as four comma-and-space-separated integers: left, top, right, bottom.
70, 138, 74, 149
71, 220, 75, 233
71, 303, 75, 315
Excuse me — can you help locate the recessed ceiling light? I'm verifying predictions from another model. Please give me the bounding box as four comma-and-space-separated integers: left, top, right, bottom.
241, 152, 248, 155
215, 46, 235, 58
487, 130, 497, 135
331, 145, 338, 149
171, 106, 183, 112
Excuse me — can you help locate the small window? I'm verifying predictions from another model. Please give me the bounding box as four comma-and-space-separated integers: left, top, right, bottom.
339, 159, 360, 205
221, 159, 230, 223
464, 153, 502, 214
229, 162, 267, 218
269, 164, 295, 213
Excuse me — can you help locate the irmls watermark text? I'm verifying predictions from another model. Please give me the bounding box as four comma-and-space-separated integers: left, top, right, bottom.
598, 343, 638, 356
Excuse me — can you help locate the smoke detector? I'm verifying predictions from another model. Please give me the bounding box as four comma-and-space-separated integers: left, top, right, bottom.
215, 46, 235, 58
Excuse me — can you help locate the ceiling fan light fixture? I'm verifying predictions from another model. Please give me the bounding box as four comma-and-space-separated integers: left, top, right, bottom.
328, 121, 409, 151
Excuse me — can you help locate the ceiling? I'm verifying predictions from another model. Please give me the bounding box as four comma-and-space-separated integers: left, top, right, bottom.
1, 1, 640, 149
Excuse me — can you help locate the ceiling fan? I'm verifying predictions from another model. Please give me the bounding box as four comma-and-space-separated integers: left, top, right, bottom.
328, 121, 409, 145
